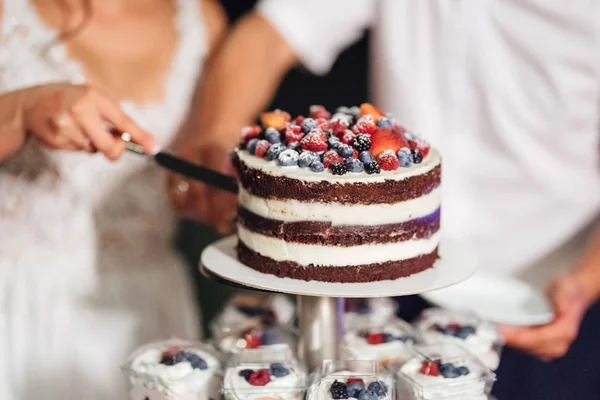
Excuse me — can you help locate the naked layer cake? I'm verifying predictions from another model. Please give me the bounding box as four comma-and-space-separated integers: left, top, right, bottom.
233, 104, 441, 283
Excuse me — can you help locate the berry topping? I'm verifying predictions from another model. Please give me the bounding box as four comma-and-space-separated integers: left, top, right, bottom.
328, 135, 341, 149
248, 369, 271, 386
315, 117, 331, 131
269, 363, 290, 377
337, 106, 361, 120
367, 381, 387, 397
397, 147, 413, 167
364, 161, 380, 175
298, 151, 320, 168
301, 118, 319, 133
260, 329, 281, 345
239, 369, 254, 382
353, 134, 371, 152
254, 140, 271, 158
419, 361, 439, 377
322, 150, 344, 168
439, 363, 459, 379
346, 378, 365, 385
265, 128, 281, 144
330, 381, 349, 399
403, 131, 416, 141
357, 329, 369, 338
294, 115, 305, 126
456, 326, 476, 339
455, 366, 470, 376
340, 129, 357, 145
160, 347, 184, 366
411, 149, 424, 164
369, 128, 409, 157
345, 158, 365, 173
358, 151, 375, 164
246, 138, 259, 155
309, 105, 331, 120
352, 115, 377, 136
376, 117, 393, 129
409, 138, 430, 157
367, 333, 384, 345
285, 125, 304, 143
330, 162, 347, 175
266, 143, 286, 161
300, 129, 328, 152
183, 352, 208, 370
346, 381, 365, 398
377, 150, 400, 171
261, 110, 291, 130
243, 333, 262, 349
309, 161, 325, 172
336, 144, 354, 158
360, 103, 385, 122
357, 390, 377, 400
278, 149, 299, 166
382, 333, 394, 343
241, 125, 262, 141
330, 118, 350, 135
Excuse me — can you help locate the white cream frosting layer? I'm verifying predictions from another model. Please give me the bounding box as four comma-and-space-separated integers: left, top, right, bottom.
223, 364, 306, 400
239, 187, 440, 226
238, 226, 439, 266
235, 148, 441, 184
341, 326, 414, 365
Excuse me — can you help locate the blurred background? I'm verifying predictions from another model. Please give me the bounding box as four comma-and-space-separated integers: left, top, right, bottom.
176, 0, 370, 335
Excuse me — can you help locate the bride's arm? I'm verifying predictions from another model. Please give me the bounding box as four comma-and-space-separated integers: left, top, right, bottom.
0, 89, 28, 160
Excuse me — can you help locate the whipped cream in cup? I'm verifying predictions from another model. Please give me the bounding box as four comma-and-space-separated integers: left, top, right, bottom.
414, 308, 504, 370
344, 298, 398, 331
307, 360, 394, 400
341, 319, 420, 369
396, 343, 496, 400
122, 338, 222, 400
222, 347, 307, 400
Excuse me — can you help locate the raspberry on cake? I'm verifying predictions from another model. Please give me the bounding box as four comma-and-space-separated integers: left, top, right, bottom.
122, 339, 222, 400
213, 324, 298, 357
232, 104, 441, 283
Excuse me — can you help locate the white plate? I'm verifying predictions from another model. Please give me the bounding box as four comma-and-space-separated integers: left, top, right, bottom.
200, 235, 477, 298
421, 272, 554, 326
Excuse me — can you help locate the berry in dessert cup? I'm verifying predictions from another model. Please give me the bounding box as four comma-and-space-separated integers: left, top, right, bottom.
414, 309, 504, 370
341, 319, 419, 369
343, 298, 399, 331
396, 343, 496, 400
213, 324, 298, 359
122, 338, 222, 400
222, 347, 307, 400
307, 360, 394, 400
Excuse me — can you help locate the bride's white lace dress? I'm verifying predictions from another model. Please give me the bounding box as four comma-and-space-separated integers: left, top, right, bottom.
0, 2, 205, 399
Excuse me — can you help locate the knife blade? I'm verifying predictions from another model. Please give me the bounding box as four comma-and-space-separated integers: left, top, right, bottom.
123, 140, 238, 194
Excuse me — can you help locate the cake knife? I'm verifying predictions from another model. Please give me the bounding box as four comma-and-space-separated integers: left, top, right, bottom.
121, 134, 238, 194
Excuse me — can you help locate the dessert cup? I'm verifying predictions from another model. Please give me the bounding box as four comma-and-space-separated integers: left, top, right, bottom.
213, 324, 298, 357
122, 338, 222, 400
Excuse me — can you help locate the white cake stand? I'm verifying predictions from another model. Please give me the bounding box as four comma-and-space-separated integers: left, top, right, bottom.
200, 234, 476, 370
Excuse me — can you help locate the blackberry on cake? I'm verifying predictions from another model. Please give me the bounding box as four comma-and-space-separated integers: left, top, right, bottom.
233, 104, 441, 283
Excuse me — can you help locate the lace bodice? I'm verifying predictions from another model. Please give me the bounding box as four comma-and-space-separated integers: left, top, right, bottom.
0, 1, 207, 290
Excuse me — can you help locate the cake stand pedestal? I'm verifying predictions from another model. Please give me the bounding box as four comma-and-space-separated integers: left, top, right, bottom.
200, 234, 476, 371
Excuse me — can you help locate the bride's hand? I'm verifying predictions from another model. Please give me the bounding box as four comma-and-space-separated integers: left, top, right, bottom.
23, 83, 155, 159
167, 136, 238, 234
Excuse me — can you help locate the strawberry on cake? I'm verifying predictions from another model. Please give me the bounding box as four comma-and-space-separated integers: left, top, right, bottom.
233, 104, 441, 283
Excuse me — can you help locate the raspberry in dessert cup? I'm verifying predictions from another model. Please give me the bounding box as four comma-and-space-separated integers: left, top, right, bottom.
396, 343, 496, 400
307, 360, 394, 400
213, 325, 298, 357
414, 308, 504, 370
222, 347, 307, 400
122, 338, 222, 400
341, 319, 419, 368
211, 294, 295, 339
343, 298, 398, 331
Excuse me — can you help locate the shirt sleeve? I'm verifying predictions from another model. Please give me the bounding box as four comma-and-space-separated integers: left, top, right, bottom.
256, 0, 375, 75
